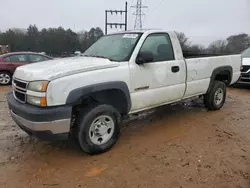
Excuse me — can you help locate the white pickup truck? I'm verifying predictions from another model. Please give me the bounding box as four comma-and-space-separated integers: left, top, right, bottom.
7, 30, 242, 154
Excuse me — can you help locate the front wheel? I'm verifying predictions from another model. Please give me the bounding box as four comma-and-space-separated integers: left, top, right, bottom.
74, 104, 121, 155
204, 81, 226, 110
0, 71, 12, 85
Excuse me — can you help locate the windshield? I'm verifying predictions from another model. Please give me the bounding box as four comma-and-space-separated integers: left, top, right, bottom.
242, 47, 250, 58
82, 33, 142, 62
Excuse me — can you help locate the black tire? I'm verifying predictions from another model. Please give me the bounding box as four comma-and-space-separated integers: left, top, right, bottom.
204, 81, 226, 110
74, 103, 121, 155
0, 71, 12, 85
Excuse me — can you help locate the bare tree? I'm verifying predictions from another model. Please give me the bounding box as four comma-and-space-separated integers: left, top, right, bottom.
207, 40, 227, 54
175, 32, 190, 51
226, 33, 250, 53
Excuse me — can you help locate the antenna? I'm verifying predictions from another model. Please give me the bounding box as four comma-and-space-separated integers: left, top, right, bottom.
131, 0, 147, 30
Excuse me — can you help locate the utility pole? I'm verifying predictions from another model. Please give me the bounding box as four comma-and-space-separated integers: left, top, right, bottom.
105, 2, 128, 35
132, 0, 147, 30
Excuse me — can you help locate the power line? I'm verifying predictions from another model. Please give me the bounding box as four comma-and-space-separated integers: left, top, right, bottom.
143, 0, 164, 25
148, 0, 164, 16
131, 0, 148, 30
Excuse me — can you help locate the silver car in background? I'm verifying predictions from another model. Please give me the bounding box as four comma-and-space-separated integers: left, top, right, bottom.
237, 48, 250, 84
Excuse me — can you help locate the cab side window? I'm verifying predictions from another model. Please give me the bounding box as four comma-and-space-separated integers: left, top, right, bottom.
139, 33, 175, 62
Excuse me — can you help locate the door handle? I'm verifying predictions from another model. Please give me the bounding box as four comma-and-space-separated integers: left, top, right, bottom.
171, 66, 180, 73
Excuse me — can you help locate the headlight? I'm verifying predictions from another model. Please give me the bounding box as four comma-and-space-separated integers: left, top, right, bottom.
27, 95, 47, 107
28, 81, 48, 92
27, 81, 48, 107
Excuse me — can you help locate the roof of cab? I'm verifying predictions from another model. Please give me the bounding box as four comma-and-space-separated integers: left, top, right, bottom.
108, 29, 166, 35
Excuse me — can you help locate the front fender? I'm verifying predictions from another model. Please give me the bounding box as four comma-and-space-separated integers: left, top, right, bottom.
66, 81, 131, 113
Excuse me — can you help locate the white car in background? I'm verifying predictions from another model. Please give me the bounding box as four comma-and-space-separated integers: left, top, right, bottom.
236, 47, 250, 84
74, 51, 81, 56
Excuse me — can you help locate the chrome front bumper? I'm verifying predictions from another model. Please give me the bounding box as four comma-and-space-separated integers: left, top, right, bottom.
11, 110, 71, 134
7, 92, 72, 141
10, 110, 71, 141
237, 74, 250, 84
237, 66, 250, 84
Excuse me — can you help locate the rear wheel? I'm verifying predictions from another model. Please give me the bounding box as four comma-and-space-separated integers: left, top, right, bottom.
204, 81, 226, 110
73, 103, 121, 155
0, 71, 12, 85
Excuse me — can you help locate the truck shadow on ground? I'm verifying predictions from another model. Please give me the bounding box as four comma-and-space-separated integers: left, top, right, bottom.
230, 84, 250, 90
9, 97, 206, 161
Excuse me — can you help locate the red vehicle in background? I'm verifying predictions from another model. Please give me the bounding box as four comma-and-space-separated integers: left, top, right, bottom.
0, 52, 53, 85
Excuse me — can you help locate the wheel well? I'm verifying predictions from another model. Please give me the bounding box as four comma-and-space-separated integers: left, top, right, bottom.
72, 89, 129, 116
214, 70, 231, 85
0, 70, 12, 75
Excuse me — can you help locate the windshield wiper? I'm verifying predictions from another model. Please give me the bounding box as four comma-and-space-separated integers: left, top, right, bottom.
82, 55, 113, 61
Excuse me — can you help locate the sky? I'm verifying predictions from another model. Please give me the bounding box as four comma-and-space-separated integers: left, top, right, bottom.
0, 0, 250, 46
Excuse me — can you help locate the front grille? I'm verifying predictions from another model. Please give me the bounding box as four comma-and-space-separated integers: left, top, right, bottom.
241, 65, 250, 73
12, 78, 28, 103
14, 90, 26, 101
13, 79, 27, 89
240, 78, 250, 83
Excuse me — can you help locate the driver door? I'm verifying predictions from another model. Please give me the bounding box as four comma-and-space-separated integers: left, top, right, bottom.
129, 33, 186, 112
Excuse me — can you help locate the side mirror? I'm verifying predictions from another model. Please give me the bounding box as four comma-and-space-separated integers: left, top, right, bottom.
136, 51, 154, 65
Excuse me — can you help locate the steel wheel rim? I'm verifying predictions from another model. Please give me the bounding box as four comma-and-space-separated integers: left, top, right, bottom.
0, 73, 10, 84
89, 115, 115, 145
214, 88, 224, 105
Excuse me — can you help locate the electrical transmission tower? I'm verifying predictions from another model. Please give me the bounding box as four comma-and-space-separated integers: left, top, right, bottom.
132, 0, 147, 30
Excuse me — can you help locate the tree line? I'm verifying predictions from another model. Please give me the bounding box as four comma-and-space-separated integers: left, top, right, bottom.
0, 24, 249, 57
176, 32, 250, 55
0, 25, 104, 57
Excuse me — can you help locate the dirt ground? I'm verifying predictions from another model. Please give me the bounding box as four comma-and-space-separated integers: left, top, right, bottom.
0, 86, 250, 188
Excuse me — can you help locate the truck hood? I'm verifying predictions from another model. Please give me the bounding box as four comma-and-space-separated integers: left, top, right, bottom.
13, 56, 119, 81
242, 57, 250, 66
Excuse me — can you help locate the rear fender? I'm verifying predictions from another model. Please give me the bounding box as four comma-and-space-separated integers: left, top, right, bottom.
206, 66, 232, 93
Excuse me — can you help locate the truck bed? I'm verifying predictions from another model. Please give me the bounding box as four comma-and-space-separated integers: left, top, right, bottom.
183, 54, 242, 99
183, 51, 235, 59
